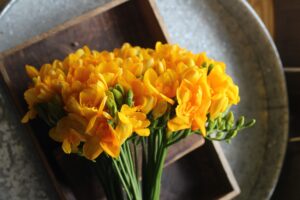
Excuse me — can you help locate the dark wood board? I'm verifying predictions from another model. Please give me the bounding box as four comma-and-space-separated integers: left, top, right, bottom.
274, 0, 300, 66
272, 68, 300, 200
0, 0, 239, 199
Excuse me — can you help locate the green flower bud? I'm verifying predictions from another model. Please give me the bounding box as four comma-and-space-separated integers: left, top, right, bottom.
112, 88, 123, 108
244, 119, 256, 128
216, 132, 224, 139
220, 120, 226, 130
125, 89, 134, 107
207, 64, 214, 75
217, 117, 223, 127
115, 84, 125, 95
106, 91, 118, 116
236, 116, 245, 128
226, 112, 234, 130
225, 129, 238, 141
208, 119, 217, 131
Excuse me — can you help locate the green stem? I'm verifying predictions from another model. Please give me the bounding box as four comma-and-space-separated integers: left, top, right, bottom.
112, 159, 133, 200
112, 142, 142, 200
143, 126, 169, 200
95, 155, 124, 200
133, 141, 139, 177
152, 149, 167, 200
123, 143, 141, 199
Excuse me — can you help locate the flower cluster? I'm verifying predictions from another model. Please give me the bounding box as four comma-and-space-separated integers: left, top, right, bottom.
22, 42, 240, 160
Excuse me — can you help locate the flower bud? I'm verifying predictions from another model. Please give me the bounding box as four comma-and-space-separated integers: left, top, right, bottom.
236, 116, 245, 128
245, 119, 256, 128
226, 112, 234, 130
112, 88, 123, 108
207, 64, 214, 75
115, 84, 124, 95
106, 91, 118, 116
125, 89, 134, 107
201, 62, 207, 68
208, 119, 217, 131
216, 132, 224, 139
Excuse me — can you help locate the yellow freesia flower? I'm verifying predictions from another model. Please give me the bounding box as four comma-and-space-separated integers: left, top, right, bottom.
25, 65, 39, 78
168, 75, 211, 136
22, 60, 68, 123
49, 113, 87, 154
116, 105, 150, 143
152, 100, 168, 119
82, 96, 118, 160
118, 69, 156, 114
154, 42, 207, 71
84, 117, 120, 160
143, 68, 176, 105
207, 64, 240, 119
22, 79, 55, 123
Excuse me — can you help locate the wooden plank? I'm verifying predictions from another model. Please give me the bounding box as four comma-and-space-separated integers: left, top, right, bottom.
165, 134, 204, 167
283, 67, 300, 138
135, 0, 171, 43
274, 0, 300, 66
162, 142, 240, 200
272, 67, 300, 199
272, 141, 300, 200
248, 0, 274, 37
0, 0, 129, 59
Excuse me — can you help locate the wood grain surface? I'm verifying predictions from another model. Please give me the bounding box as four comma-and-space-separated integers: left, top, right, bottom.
248, 0, 274, 37
272, 68, 300, 200
274, 0, 300, 66
270, 0, 300, 199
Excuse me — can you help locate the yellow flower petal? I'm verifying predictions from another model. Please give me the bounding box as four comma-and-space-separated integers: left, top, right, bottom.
168, 116, 191, 132
49, 127, 63, 142
83, 136, 103, 160
86, 115, 98, 134
21, 110, 37, 123
143, 68, 174, 104
118, 112, 131, 124
169, 75, 211, 135
138, 96, 157, 114
210, 94, 229, 119
116, 122, 133, 144
207, 63, 240, 118
116, 105, 150, 141
100, 141, 120, 158
25, 65, 39, 78
152, 100, 168, 119
100, 125, 120, 158
193, 115, 207, 136
135, 128, 150, 136
62, 140, 72, 154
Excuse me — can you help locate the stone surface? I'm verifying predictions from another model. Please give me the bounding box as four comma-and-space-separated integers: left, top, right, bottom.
0, 0, 288, 199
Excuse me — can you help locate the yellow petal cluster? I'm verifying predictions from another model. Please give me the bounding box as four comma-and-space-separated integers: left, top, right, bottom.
22, 42, 240, 159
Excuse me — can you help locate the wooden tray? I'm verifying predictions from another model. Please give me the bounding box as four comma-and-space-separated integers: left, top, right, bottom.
0, 0, 240, 199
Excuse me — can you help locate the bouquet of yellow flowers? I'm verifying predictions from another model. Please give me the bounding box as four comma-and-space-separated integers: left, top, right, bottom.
22, 42, 255, 200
